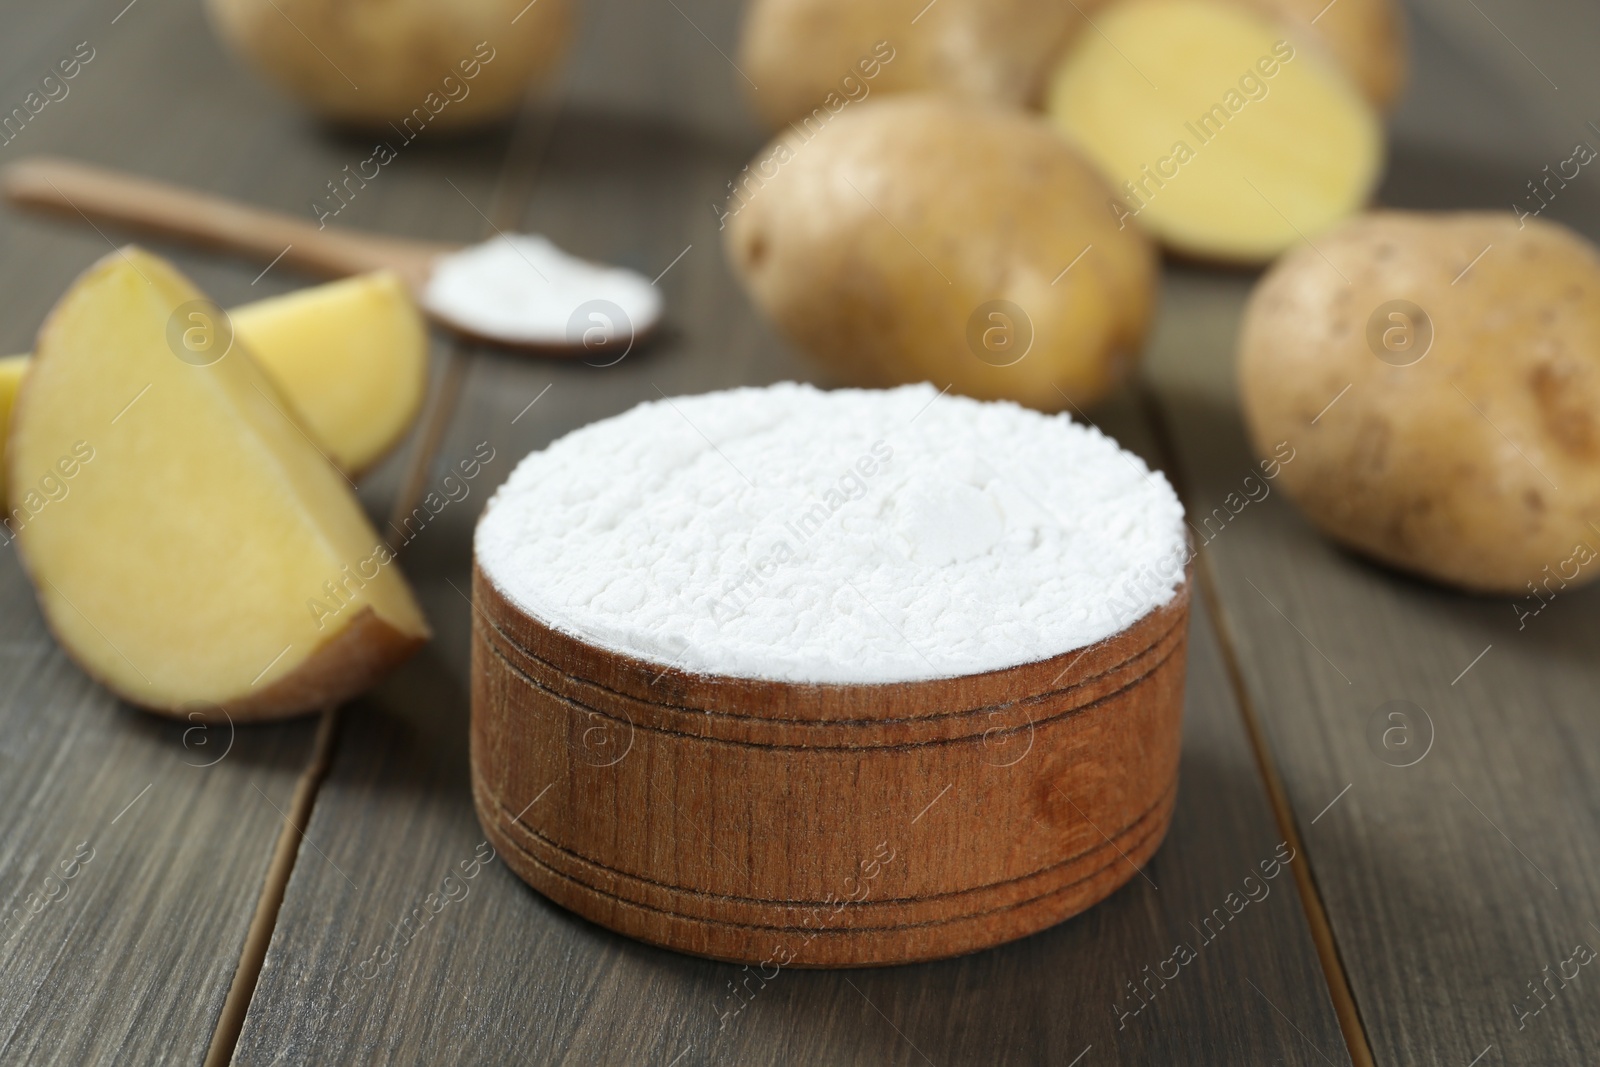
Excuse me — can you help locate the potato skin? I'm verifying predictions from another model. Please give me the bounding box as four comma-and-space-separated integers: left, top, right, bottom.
1083, 0, 1407, 111
737, 0, 1403, 132
1259, 0, 1406, 111
737, 0, 1080, 130
205, 0, 572, 130
1239, 212, 1600, 594
724, 95, 1157, 412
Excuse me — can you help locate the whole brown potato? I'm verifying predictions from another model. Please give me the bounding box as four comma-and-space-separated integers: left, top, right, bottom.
723, 95, 1157, 412
206, 0, 572, 130
1239, 212, 1600, 595
737, 0, 1080, 130
737, 0, 1403, 131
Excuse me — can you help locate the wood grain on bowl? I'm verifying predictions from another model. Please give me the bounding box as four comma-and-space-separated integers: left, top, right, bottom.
470, 562, 1191, 966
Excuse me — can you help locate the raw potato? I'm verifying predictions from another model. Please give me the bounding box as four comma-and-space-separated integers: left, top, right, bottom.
230, 272, 427, 477
1251, 0, 1406, 111
1239, 212, 1600, 595
205, 0, 571, 129
0, 273, 427, 480
737, 0, 1079, 129
1076, 0, 1406, 112
6, 248, 430, 719
723, 95, 1157, 411
1047, 0, 1383, 264
736, 0, 1403, 133
0, 354, 23, 500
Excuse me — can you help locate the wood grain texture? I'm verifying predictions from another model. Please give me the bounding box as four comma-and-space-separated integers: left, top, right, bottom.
231, 0, 1348, 1059
0, 622, 313, 1066
472, 562, 1189, 966
0, 0, 499, 1061
1147, 298, 1600, 1064
1135, 11, 1600, 1067
26, 0, 1600, 1060
235, 445, 1348, 1064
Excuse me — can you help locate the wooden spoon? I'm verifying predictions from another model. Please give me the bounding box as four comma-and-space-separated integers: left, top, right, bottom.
0, 156, 657, 353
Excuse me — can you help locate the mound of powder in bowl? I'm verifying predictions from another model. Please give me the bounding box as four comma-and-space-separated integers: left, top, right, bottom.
475, 383, 1189, 684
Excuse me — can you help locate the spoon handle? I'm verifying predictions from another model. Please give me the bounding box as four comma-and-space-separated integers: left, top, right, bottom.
1, 156, 449, 287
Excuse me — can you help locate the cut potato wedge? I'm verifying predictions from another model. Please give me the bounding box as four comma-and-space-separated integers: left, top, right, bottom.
5, 248, 430, 719
231, 272, 428, 477
1047, 0, 1382, 263
0, 272, 426, 480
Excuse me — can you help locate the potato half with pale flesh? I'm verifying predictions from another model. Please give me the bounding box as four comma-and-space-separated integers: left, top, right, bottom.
1071, 0, 1406, 112
737, 0, 1403, 133
724, 94, 1157, 412
1249, 0, 1406, 111
6, 248, 430, 719
1047, 0, 1383, 264
1239, 212, 1600, 595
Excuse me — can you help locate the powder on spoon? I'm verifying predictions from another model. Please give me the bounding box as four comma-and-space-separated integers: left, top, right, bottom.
476, 383, 1188, 684
422, 234, 662, 348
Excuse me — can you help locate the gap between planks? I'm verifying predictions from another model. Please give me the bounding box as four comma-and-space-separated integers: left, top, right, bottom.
203, 89, 556, 1064
202, 341, 472, 1067
204, 707, 341, 1067
1138, 386, 1378, 1067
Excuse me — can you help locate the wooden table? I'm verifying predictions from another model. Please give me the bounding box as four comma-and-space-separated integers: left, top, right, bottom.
1, 1, 1596, 1063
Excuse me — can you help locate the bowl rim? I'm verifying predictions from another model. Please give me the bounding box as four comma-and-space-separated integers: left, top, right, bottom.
472, 560, 1192, 724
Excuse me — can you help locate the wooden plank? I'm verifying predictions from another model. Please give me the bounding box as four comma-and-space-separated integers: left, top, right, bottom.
0, 5, 321, 1061
235, 0, 1350, 1061
235, 382, 1353, 1065
0, 1, 514, 1062
1138, 8, 1600, 1066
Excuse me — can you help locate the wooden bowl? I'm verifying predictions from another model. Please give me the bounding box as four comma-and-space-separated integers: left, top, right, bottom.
470, 562, 1190, 967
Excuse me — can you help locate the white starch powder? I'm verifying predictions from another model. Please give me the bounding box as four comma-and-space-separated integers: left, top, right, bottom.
476, 383, 1188, 684
423, 234, 662, 347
